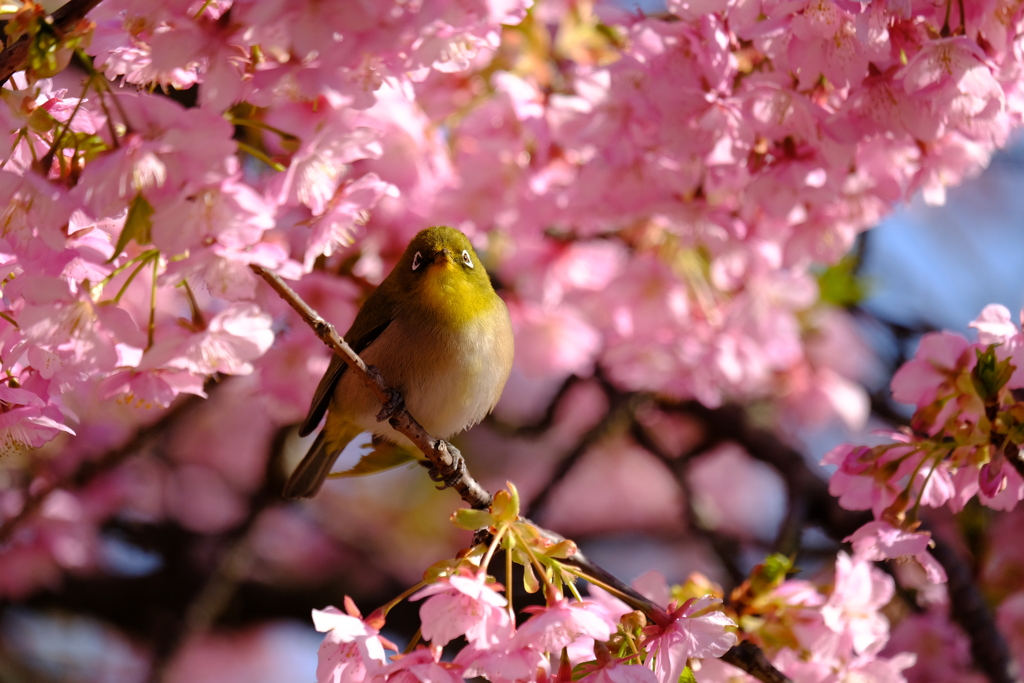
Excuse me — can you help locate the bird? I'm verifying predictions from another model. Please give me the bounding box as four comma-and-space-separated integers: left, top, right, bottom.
282, 226, 515, 499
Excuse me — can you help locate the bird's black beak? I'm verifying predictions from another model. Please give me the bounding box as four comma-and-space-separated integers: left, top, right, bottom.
431, 248, 455, 265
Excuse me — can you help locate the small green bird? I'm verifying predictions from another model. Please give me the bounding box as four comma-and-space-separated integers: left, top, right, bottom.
283, 226, 515, 499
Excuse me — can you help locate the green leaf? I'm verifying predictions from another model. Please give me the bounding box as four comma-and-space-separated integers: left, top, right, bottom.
679, 666, 698, 683
758, 553, 794, 586
816, 255, 867, 307
452, 508, 495, 531
542, 539, 577, 559
325, 441, 418, 478
570, 662, 595, 681
66, 131, 110, 161
490, 484, 520, 524
972, 345, 1015, 403
523, 561, 540, 594
109, 195, 154, 262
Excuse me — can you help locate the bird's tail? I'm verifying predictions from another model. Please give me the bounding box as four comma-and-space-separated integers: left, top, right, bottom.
282, 418, 363, 499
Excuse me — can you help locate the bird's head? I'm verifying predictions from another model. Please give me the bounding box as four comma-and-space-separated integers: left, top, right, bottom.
391, 226, 498, 323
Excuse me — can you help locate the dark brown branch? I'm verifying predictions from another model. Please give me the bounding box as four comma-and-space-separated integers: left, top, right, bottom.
1003, 440, 1024, 481
0, 391, 204, 546
664, 401, 870, 539
145, 425, 291, 683
525, 388, 648, 518
721, 641, 791, 683
929, 537, 1017, 683
0, 0, 104, 86
250, 264, 492, 509
630, 420, 747, 588
487, 374, 583, 437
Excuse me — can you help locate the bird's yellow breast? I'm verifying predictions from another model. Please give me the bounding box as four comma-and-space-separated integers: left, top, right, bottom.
411, 261, 492, 327
333, 295, 514, 445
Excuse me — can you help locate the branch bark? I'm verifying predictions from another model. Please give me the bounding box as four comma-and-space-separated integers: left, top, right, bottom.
0, 0, 105, 85
929, 538, 1017, 683
524, 387, 646, 518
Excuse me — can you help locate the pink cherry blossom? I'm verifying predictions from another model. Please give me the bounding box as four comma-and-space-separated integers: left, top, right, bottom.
889, 332, 971, 407
74, 94, 237, 218
577, 656, 658, 683
509, 301, 602, 378
511, 598, 616, 654
821, 552, 894, 656
978, 455, 1024, 512
411, 572, 512, 649
885, 608, 986, 683
374, 649, 463, 683
644, 596, 737, 683
0, 385, 75, 457
312, 604, 391, 683
970, 304, 1024, 389
846, 521, 947, 584
304, 173, 398, 271
454, 642, 549, 683
149, 176, 275, 256
168, 304, 275, 376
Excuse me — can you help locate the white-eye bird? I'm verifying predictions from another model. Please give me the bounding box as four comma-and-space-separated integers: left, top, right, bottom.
283, 226, 515, 499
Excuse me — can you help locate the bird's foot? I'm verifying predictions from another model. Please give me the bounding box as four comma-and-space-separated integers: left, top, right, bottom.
375, 386, 405, 422
424, 440, 466, 489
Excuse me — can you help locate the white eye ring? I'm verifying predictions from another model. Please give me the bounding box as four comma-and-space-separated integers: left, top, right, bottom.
461, 249, 474, 268
412, 252, 422, 270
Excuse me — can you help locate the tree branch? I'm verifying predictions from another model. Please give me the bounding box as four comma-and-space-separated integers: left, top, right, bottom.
721, 641, 792, 683
524, 387, 647, 518
0, 0, 104, 86
929, 537, 1017, 683
630, 420, 747, 588
145, 425, 291, 683
487, 374, 583, 437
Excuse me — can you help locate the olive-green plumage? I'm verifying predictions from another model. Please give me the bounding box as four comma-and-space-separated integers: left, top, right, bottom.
282, 226, 515, 499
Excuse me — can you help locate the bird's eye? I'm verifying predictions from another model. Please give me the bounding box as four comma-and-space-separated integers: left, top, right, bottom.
461, 249, 474, 269
412, 252, 422, 270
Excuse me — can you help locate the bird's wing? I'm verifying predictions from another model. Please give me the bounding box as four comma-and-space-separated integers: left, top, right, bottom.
297, 288, 397, 437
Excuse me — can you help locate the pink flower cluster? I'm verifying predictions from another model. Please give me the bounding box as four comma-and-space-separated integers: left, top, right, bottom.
430, 0, 1024, 417
313, 548, 923, 683
0, 0, 533, 478
315, 568, 737, 683
698, 552, 916, 683
824, 304, 1024, 585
